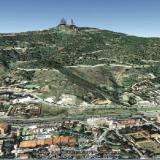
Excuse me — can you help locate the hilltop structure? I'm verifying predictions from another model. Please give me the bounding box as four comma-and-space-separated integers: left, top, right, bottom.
58, 18, 67, 26
58, 18, 78, 30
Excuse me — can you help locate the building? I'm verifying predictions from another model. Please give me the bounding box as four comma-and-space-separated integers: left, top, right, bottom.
18, 153, 30, 160
0, 123, 9, 135
19, 140, 37, 148
91, 99, 111, 105
0, 140, 4, 156
58, 18, 67, 26
52, 136, 77, 146
87, 118, 115, 129
136, 100, 154, 107
57, 94, 78, 105
19, 136, 77, 149
7, 103, 41, 117
151, 133, 160, 139
117, 118, 141, 128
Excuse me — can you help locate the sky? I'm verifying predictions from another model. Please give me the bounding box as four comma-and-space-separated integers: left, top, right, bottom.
0, 0, 160, 37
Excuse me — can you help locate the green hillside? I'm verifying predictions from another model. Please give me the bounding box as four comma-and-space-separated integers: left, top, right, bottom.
1, 25, 160, 106
1, 25, 160, 67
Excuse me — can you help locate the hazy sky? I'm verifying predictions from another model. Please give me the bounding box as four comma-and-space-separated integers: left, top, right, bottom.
0, 0, 160, 37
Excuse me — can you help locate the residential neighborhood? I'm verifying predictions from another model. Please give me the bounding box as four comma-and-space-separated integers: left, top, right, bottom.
0, 114, 160, 159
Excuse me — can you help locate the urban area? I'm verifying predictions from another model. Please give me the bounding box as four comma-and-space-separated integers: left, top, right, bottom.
1, 75, 160, 159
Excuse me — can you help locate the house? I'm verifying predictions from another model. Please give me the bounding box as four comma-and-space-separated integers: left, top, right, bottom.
112, 149, 121, 153
19, 140, 37, 148
18, 153, 30, 160
132, 84, 140, 91
148, 73, 156, 80
44, 97, 55, 103
136, 100, 154, 106
0, 123, 9, 135
48, 145, 60, 155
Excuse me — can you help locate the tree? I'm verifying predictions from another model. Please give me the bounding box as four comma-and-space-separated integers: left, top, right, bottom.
59, 18, 67, 25
128, 96, 137, 105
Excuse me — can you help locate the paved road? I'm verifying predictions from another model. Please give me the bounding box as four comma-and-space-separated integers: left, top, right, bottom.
17, 68, 49, 71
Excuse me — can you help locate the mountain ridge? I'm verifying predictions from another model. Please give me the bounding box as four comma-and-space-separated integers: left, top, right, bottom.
1, 25, 160, 67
